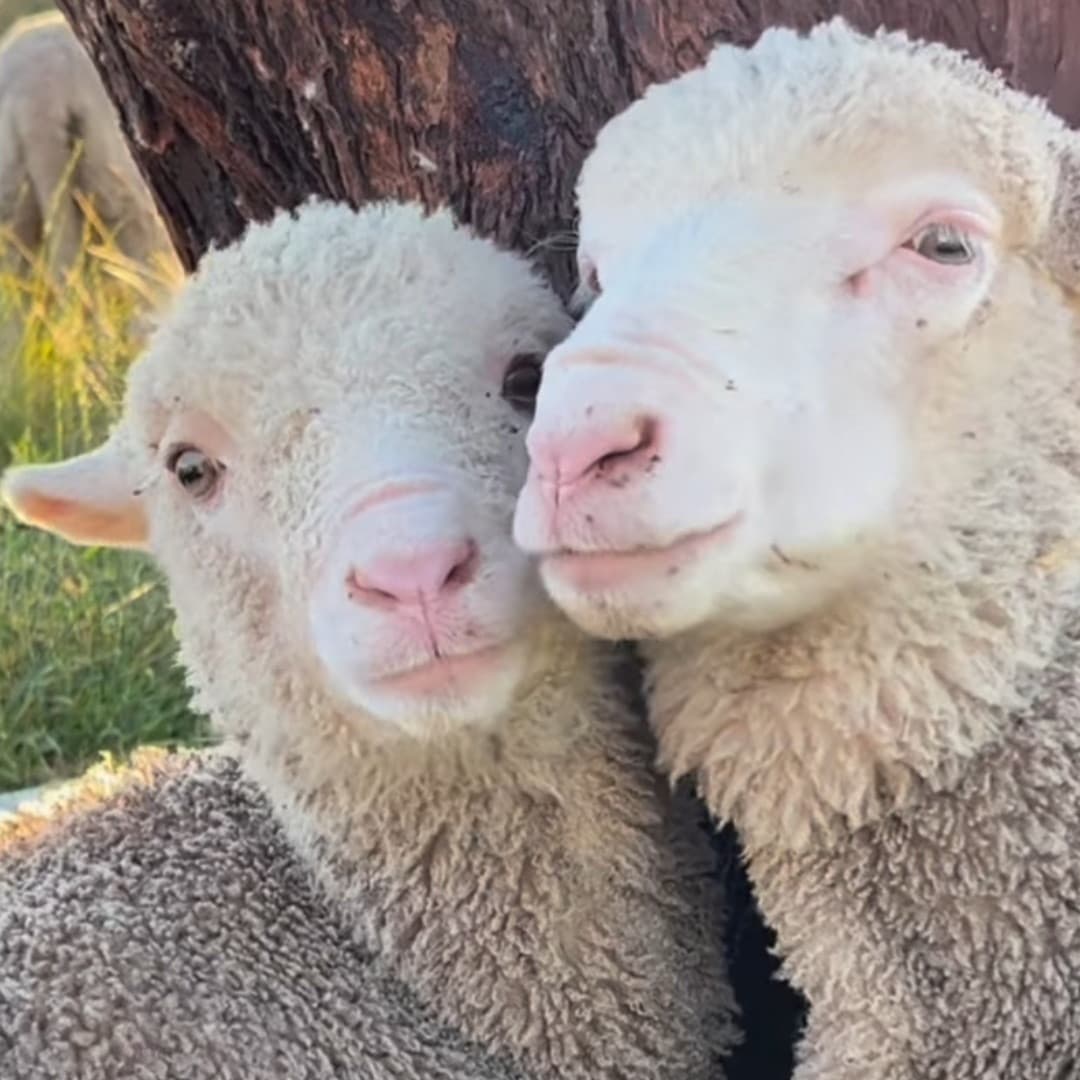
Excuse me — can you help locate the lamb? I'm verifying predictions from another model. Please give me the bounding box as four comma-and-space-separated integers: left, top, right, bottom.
1, 197, 736, 1079
514, 19, 1080, 1079
0, 11, 173, 275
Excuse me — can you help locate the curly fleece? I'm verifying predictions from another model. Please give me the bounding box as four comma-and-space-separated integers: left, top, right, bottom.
0, 750, 525, 1080
587, 20, 1080, 1080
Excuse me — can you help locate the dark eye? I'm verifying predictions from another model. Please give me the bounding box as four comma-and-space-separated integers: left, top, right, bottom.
166, 446, 222, 499
576, 256, 601, 297
501, 353, 543, 414
905, 223, 976, 266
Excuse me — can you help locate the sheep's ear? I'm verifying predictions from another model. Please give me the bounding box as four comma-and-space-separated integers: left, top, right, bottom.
1, 442, 148, 549
1044, 134, 1080, 292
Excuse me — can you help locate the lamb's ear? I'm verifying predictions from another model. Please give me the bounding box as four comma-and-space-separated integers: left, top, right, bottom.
1, 441, 149, 549
1043, 133, 1080, 292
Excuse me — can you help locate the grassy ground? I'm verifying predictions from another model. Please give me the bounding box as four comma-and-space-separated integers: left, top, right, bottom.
0, 208, 209, 793
0, 0, 57, 38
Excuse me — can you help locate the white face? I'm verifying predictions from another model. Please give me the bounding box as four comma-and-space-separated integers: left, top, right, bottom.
156, 388, 549, 738
4, 202, 573, 738
515, 168, 1003, 639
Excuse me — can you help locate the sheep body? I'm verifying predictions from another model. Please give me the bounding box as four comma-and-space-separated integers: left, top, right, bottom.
739, 648, 1080, 1078
0, 12, 172, 272
515, 19, 1080, 1078
1, 199, 736, 1078
0, 749, 525, 1080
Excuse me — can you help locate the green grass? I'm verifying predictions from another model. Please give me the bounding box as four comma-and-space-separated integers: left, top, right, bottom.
0, 0, 57, 38
0, 205, 209, 793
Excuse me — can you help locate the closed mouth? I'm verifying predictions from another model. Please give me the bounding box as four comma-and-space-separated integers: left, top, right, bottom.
543, 516, 742, 593
371, 643, 512, 695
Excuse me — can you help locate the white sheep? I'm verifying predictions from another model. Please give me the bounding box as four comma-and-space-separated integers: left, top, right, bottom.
0, 11, 173, 275
1, 198, 737, 1079
515, 18, 1080, 1079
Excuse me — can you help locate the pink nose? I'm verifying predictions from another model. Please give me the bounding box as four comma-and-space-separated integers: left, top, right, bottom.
347, 538, 478, 608
527, 414, 659, 493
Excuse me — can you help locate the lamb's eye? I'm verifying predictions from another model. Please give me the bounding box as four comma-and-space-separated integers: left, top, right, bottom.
501, 353, 543, 414
906, 223, 975, 266
167, 446, 222, 498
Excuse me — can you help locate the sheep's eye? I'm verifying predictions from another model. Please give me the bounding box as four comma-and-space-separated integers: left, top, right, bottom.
906, 224, 975, 266
501, 353, 543, 414
167, 446, 222, 498
576, 257, 601, 297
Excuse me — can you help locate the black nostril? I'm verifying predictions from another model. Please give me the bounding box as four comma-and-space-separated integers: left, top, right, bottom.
594, 418, 657, 474
441, 540, 478, 591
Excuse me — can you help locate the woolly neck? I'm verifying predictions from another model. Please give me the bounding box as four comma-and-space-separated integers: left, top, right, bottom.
645, 272, 1080, 853
181, 611, 732, 1078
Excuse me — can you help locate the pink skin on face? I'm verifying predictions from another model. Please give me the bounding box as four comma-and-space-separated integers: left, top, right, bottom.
308, 477, 533, 722
514, 189, 1000, 636
543, 516, 744, 594
369, 644, 514, 696
338, 527, 484, 679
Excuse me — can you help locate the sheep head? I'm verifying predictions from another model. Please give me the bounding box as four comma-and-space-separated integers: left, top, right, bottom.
515, 18, 1080, 641
4, 200, 574, 742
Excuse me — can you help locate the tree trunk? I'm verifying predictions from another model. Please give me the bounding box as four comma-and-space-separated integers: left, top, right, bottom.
54, 0, 1080, 300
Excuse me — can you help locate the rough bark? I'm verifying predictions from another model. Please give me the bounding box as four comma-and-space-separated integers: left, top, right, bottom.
54, 0, 1080, 299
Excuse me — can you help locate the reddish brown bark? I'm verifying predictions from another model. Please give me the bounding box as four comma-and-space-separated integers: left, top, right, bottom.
54, 0, 1080, 299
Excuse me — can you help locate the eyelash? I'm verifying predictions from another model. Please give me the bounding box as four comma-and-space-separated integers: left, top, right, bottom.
163, 443, 197, 471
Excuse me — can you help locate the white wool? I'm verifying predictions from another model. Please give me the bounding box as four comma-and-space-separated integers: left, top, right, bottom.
516, 18, 1080, 842
2, 198, 736, 1078
514, 19, 1080, 1079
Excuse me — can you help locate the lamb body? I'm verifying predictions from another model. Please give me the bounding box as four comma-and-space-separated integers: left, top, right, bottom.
515, 20, 1080, 1079
0, 11, 172, 274
2, 199, 735, 1079
0, 750, 527, 1080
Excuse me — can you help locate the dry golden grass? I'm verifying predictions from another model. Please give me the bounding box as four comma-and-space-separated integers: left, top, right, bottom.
0, 192, 205, 794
